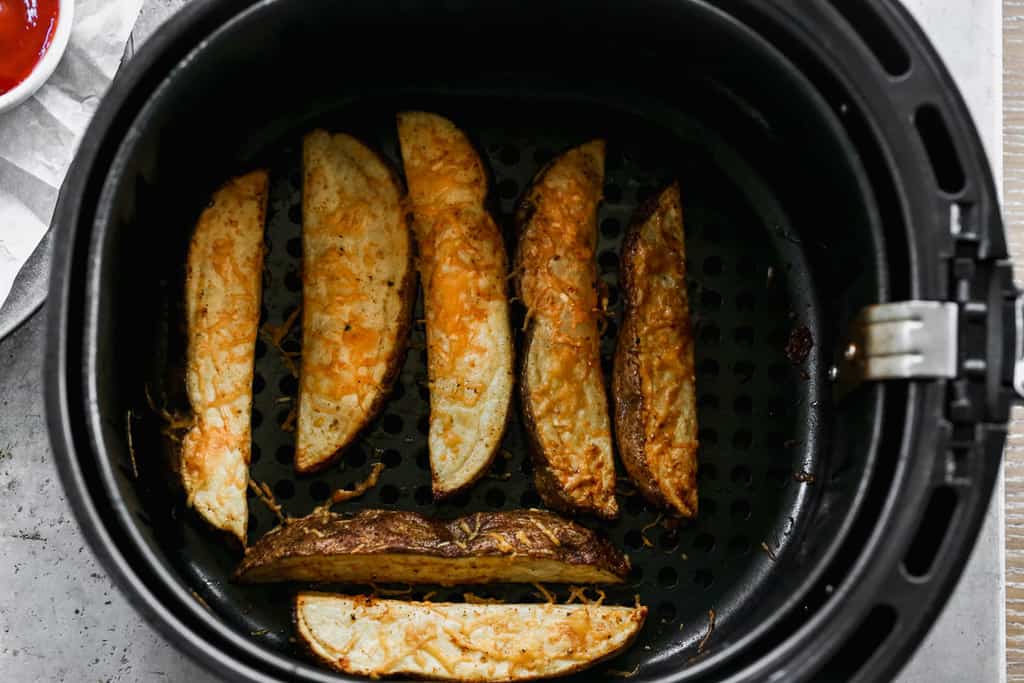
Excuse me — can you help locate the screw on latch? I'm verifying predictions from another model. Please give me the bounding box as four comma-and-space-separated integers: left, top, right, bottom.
843, 343, 858, 361
827, 366, 838, 382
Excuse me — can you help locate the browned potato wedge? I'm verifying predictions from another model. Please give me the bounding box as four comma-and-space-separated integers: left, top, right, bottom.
296, 130, 415, 473
182, 170, 268, 543
234, 508, 629, 584
515, 140, 618, 519
397, 112, 514, 499
613, 183, 698, 517
295, 593, 647, 682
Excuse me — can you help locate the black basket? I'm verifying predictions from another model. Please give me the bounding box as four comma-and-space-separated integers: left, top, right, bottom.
45, 1, 1013, 682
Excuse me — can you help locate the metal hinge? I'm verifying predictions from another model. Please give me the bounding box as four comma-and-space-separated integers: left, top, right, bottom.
835, 301, 958, 396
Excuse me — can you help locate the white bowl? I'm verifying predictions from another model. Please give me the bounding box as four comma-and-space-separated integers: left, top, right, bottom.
0, 0, 75, 114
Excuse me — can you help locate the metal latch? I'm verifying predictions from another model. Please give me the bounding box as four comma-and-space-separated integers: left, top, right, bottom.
836, 301, 957, 395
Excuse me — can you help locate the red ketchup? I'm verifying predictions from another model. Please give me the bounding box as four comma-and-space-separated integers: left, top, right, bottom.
0, 0, 60, 95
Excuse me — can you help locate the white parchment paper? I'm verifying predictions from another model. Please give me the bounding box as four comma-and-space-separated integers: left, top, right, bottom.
0, 0, 143, 307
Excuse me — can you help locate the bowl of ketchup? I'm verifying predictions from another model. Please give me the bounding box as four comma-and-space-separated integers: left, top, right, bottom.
0, 0, 74, 113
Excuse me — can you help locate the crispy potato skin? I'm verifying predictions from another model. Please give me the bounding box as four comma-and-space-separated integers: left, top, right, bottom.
397, 112, 514, 500
234, 508, 629, 584
295, 593, 647, 682
515, 140, 618, 519
613, 183, 698, 517
182, 170, 268, 543
297, 130, 415, 473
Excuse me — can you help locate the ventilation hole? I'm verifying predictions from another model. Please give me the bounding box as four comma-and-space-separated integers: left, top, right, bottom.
624, 529, 644, 549
520, 490, 541, 508
915, 105, 966, 194
382, 449, 401, 468
255, 339, 267, 360
346, 446, 366, 468
731, 499, 751, 520
498, 178, 519, 200
521, 457, 534, 476
278, 374, 298, 396
252, 373, 265, 395
657, 602, 677, 623
765, 432, 785, 448
379, 485, 400, 504
658, 566, 679, 588
598, 250, 618, 272
601, 217, 622, 238
499, 145, 520, 165
736, 255, 756, 277
703, 255, 722, 276
903, 486, 957, 577
273, 480, 295, 500
309, 480, 330, 501
733, 395, 752, 415
275, 445, 293, 465
768, 362, 789, 382
694, 568, 714, 589
533, 147, 552, 165
417, 415, 430, 436
626, 495, 646, 516
490, 457, 508, 475
731, 465, 753, 486
699, 463, 718, 482
734, 326, 754, 345
284, 269, 302, 292
824, 0, 911, 76
698, 393, 719, 411
416, 448, 430, 471
251, 409, 263, 428
818, 605, 898, 679
414, 485, 432, 506
728, 535, 751, 556
660, 529, 681, 551
486, 489, 506, 508
448, 491, 471, 508
251, 444, 261, 464
286, 237, 302, 258
701, 290, 722, 311
630, 565, 645, 583
736, 291, 755, 311
604, 319, 618, 340
700, 323, 721, 346
694, 533, 715, 553
734, 361, 755, 383
381, 414, 404, 434
699, 358, 719, 378
605, 183, 622, 203
702, 498, 717, 517
766, 468, 790, 489
732, 430, 752, 450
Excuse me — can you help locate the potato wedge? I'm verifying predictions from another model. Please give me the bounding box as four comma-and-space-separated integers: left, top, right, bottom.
297, 130, 414, 473
515, 140, 618, 519
397, 112, 514, 499
613, 183, 698, 517
295, 593, 646, 682
234, 508, 629, 584
182, 170, 268, 543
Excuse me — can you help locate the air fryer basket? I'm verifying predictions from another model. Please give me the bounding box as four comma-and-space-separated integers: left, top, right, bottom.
45, 1, 1015, 682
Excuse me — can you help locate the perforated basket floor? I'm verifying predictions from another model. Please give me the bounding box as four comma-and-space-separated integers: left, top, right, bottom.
163, 99, 817, 677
